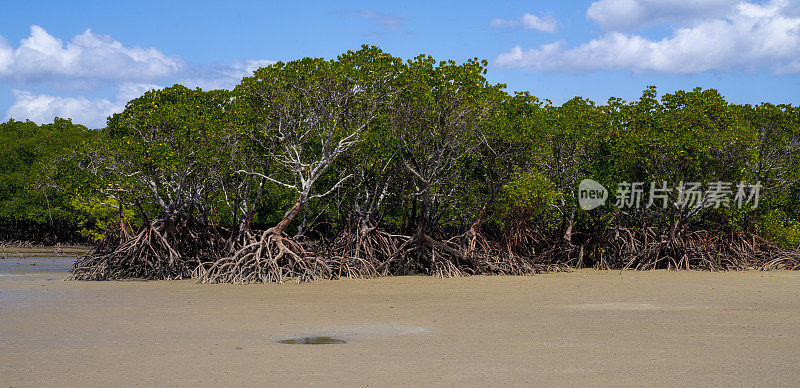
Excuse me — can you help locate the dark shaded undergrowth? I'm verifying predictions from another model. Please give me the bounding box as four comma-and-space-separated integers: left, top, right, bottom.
70, 221, 800, 283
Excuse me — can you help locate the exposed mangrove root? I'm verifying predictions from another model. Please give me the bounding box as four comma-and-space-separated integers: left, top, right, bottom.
609, 230, 783, 271
723, 233, 800, 270
502, 214, 549, 259
448, 228, 537, 275
763, 252, 800, 270
323, 217, 402, 279
72, 216, 800, 283
377, 231, 463, 277
194, 229, 331, 284
516, 228, 800, 271
377, 225, 550, 277
70, 215, 222, 280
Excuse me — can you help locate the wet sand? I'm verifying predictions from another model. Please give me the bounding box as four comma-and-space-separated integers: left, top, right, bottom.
0, 257, 76, 275
0, 245, 92, 258
1, 269, 799, 386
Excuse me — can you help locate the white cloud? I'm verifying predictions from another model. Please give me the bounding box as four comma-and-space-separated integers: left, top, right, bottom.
4, 59, 277, 128
6, 90, 119, 128
357, 10, 407, 31
0, 25, 183, 85
586, 0, 739, 32
495, 0, 800, 74
175, 59, 277, 91
490, 18, 518, 28
234, 59, 277, 76
5, 83, 166, 128
115, 82, 163, 102
2, 26, 277, 128
0, 25, 276, 90
0, 36, 12, 74
3, 57, 276, 128
491, 13, 558, 33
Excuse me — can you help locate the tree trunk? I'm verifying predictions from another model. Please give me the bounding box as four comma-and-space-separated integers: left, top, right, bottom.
563, 206, 576, 243
669, 216, 680, 243
407, 197, 417, 235
271, 196, 304, 235
468, 201, 490, 238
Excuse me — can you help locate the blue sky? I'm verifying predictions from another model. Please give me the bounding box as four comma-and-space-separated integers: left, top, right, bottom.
1, 0, 799, 128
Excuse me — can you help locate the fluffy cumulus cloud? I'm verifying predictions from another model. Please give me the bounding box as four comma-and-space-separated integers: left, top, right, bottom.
114, 82, 163, 103
179, 59, 278, 91
7, 90, 118, 128
0, 25, 183, 85
586, 0, 738, 32
2, 26, 275, 128
495, 0, 800, 74
6, 82, 167, 128
491, 13, 558, 33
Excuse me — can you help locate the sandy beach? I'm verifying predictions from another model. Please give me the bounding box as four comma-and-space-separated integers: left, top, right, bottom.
1, 262, 799, 387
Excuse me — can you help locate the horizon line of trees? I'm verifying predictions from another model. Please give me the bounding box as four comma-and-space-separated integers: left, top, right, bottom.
1, 46, 799, 280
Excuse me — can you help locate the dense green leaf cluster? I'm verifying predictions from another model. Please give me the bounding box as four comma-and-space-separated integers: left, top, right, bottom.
0, 118, 92, 242
2, 47, 799, 252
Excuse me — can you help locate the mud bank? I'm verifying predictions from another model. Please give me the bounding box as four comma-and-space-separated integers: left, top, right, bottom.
1, 270, 798, 386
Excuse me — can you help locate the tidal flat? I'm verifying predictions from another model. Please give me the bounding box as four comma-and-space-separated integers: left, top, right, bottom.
1, 264, 799, 386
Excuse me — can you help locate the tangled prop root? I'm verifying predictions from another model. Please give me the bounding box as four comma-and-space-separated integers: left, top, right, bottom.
195, 229, 331, 284
70, 216, 220, 280
614, 230, 792, 271
502, 216, 549, 259
724, 233, 800, 270
378, 225, 550, 278
324, 218, 403, 279
522, 228, 800, 271
377, 232, 464, 277
449, 228, 540, 275
764, 252, 800, 270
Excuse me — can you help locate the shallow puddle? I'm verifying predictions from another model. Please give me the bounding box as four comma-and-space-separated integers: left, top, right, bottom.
0, 257, 76, 275
275, 324, 432, 345
278, 336, 346, 345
